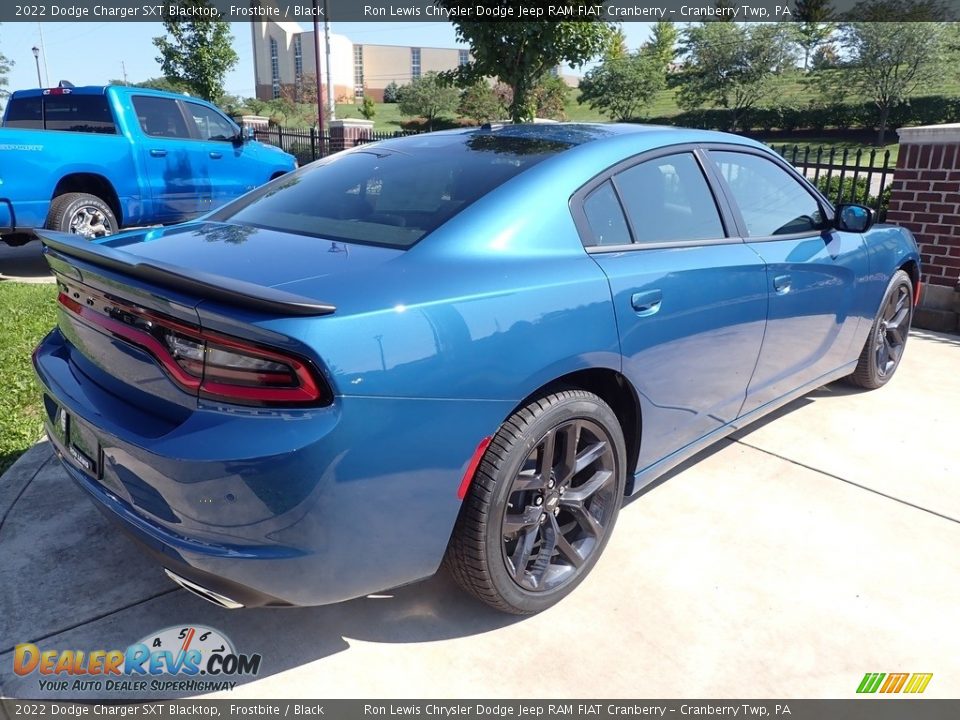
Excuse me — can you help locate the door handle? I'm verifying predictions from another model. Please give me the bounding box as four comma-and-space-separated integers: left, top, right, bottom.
149, 149, 167, 158
209, 151, 223, 159
773, 274, 792, 294
630, 289, 663, 317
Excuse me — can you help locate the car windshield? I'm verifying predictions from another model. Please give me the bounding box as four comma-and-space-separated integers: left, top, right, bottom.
213, 133, 572, 248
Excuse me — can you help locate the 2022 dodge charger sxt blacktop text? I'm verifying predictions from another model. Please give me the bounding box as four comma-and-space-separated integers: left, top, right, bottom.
33, 124, 920, 614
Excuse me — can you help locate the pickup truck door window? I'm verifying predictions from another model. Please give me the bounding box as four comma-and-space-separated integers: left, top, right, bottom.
132, 95, 208, 221
183, 101, 255, 206
583, 151, 767, 471
710, 149, 865, 414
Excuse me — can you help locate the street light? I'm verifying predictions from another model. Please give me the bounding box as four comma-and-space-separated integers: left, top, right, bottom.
31, 46, 42, 87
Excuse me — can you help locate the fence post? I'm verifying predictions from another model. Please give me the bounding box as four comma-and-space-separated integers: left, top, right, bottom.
277, 125, 284, 152
310, 127, 317, 162
329, 119, 375, 153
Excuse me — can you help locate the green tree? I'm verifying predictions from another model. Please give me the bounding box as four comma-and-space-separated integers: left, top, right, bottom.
383, 81, 400, 103
530, 74, 570, 121
359, 96, 376, 120
397, 72, 460, 131
436, 2, 613, 122
677, 23, 795, 131
458, 81, 503, 124
840, 3, 946, 143
606, 27, 629, 61
153, 1, 238, 102
578, 50, 664, 122
646, 21, 678, 71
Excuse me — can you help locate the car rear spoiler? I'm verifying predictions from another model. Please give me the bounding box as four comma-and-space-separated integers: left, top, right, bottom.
38, 230, 337, 317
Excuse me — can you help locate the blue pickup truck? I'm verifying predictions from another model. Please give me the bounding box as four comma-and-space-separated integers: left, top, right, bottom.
0, 85, 295, 245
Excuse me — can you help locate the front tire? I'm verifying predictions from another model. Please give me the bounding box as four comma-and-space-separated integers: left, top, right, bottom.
445, 390, 627, 614
846, 269, 913, 389
45, 192, 118, 240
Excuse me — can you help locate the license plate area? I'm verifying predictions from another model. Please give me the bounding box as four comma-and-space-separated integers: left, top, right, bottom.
49, 400, 101, 479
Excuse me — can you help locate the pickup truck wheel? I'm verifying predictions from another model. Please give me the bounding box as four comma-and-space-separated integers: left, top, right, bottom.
45, 193, 117, 240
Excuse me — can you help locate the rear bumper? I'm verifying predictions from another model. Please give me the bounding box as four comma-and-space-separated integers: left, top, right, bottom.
33, 328, 510, 607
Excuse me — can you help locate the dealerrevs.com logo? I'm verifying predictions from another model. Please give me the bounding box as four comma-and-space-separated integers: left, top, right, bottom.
13, 625, 261, 693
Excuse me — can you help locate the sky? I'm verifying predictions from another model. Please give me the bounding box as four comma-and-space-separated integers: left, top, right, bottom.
1, 21, 654, 99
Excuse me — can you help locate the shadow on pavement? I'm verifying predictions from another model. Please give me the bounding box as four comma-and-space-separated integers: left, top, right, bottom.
0, 444, 521, 699
0, 242, 52, 282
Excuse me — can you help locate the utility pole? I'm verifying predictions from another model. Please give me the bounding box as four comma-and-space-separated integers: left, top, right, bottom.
37, 23, 49, 87
121, 61, 129, 85
324, 0, 335, 120
313, 0, 325, 156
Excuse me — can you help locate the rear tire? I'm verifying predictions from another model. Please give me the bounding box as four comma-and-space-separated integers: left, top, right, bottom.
846, 269, 913, 389
45, 192, 117, 240
445, 390, 627, 614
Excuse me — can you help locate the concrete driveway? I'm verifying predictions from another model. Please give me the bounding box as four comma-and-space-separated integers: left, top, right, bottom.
1, 330, 958, 699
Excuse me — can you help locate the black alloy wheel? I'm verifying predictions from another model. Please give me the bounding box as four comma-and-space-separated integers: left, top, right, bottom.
847, 269, 913, 389
445, 389, 627, 614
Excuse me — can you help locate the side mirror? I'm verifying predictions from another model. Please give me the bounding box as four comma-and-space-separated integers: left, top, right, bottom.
835, 203, 874, 233
233, 126, 255, 145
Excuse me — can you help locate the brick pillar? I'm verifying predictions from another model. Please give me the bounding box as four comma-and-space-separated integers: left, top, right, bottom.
886, 124, 960, 332
328, 119, 375, 154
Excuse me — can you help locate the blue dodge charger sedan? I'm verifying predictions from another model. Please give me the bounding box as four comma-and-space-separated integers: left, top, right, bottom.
34, 124, 920, 614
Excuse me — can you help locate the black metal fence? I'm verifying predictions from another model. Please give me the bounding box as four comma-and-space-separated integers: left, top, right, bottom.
253, 127, 897, 219
772, 144, 896, 218
253, 126, 419, 165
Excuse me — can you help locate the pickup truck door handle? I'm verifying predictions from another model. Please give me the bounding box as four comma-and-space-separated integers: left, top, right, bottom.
149, 149, 167, 158
209, 151, 223, 159
773, 274, 792, 294
630, 289, 663, 317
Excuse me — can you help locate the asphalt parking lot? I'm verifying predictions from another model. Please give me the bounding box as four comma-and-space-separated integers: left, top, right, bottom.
0, 328, 957, 700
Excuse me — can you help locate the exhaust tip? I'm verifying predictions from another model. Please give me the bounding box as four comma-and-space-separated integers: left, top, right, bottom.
164, 568, 244, 609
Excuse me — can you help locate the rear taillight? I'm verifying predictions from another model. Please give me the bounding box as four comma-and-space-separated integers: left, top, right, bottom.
58, 290, 329, 406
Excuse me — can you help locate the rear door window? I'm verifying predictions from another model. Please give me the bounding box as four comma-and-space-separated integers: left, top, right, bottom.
614, 153, 725, 244
132, 96, 191, 139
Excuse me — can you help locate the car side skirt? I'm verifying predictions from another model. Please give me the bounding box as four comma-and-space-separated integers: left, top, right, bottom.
630, 360, 858, 495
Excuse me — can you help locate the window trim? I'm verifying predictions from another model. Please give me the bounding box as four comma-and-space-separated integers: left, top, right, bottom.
570, 144, 741, 253
181, 99, 241, 143
701, 144, 836, 243
132, 94, 239, 143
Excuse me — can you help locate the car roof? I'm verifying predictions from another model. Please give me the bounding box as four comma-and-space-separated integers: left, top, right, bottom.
370, 122, 768, 156
10, 85, 198, 101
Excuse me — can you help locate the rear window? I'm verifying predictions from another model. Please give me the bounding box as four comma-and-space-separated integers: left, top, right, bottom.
213, 133, 572, 248
4, 94, 116, 133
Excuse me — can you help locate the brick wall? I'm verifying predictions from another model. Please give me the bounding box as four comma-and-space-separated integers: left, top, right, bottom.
886, 124, 960, 288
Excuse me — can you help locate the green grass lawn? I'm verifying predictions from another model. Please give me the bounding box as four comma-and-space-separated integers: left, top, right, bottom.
0, 283, 57, 475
